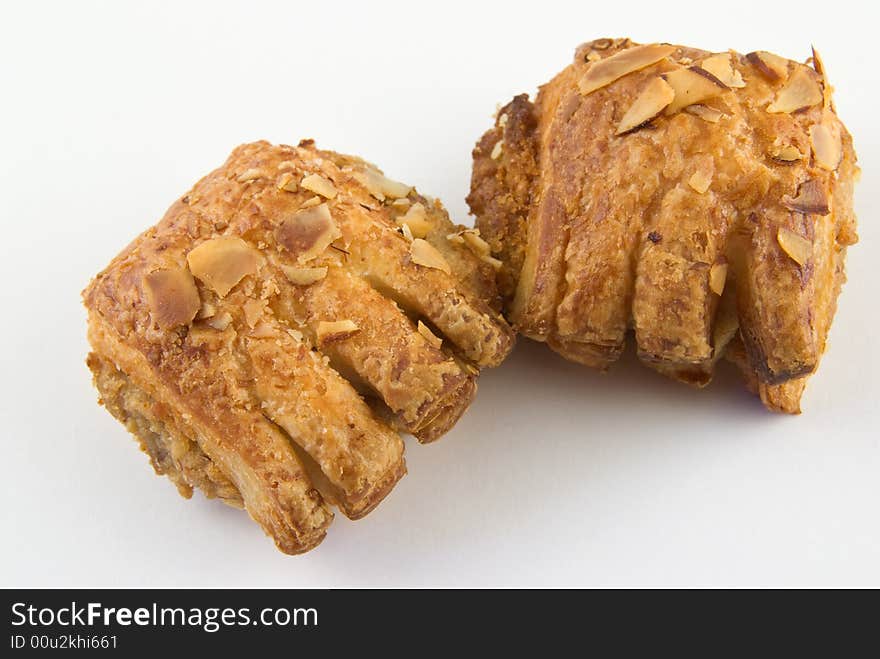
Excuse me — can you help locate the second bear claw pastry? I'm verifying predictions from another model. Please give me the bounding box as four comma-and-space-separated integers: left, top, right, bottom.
469, 38, 858, 413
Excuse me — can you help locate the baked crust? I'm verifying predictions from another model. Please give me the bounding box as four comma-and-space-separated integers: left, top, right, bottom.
469, 38, 858, 412
84, 140, 514, 553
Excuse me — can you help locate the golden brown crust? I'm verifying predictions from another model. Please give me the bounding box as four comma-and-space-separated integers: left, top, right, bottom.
470, 38, 858, 413
84, 140, 514, 553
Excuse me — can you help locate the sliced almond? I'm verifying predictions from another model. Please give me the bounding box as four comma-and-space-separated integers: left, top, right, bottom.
391, 197, 411, 208
250, 321, 276, 339
417, 321, 443, 349
811, 45, 826, 79
688, 169, 713, 194
397, 202, 433, 238
810, 121, 842, 171
352, 168, 412, 202
197, 300, 217, 319
783, 179, 830, 215
616, 76, 676, 134
243, 298, 266, 328
663, 66, 728, 115
316, 320, 360, 344
777, 227, 812, 266
276, 203, 343, 263
206, 311, 232, 331
700, 53, 746, 88
685, 104, 724, 123
709, 263, 728, 296
186, 237, 261, 298
299, 195, 322, 209
281, 265, 328, 286
769, 143, 803, 163
277, 172, 298, 192
767, 66, 823, 114
490, 140, 504, 160
400, 222, 414, 242
746, 51, 789, 82
410, 238, 451, 274
286, 328, 304, 342
236, 168, 265, 183
462, 230, 491, 257
142, 268, 200, 329
578, 43, 676, 95
482, 254, 503, 270
300, 173, 337, 199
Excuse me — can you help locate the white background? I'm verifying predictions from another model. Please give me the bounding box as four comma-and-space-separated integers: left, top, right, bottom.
1, 0, 877, 587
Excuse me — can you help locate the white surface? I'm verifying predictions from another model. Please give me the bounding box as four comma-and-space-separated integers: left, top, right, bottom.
1, 0, 877, 587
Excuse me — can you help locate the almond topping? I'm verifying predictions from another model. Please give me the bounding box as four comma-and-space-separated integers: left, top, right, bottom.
616, 76, 676, 134
410, 238, 451, 274
186, 237, 261, 298
277, 172, 298, 192
746, 51, 789, 82
286, 328, 304, 343
300, 173, 337, 199
352, 168, 412, 202
482, 255, 503, 270
777, 227, 812, 266
398, 202, 433, 238
243, 298, 266, 328
300, 195, 322, 209
276, 203, 343, 263
767, 66, 823, 114
417, 321, 443, 349
709, 263, 728, 296
783, 179, 830, 215
316, 320, 360, 344
400, 222, 414, 242
688, 169, 713, 194
685, 104, 724, 123
810, 121, 842, 171
250, 321, 276, 339
281, 265, 328, 286
578, 43, 676, 95
490, 140, 504, 160
700, 53, 746, 88
391, 198, 411, 208
769, 143, 803, 163
236, 168, 265, 183
206, 311, 232, 331
811, 45, 827, 78
663, 66, 728, 115
462, 230, 491, 257
197, 301, 217, 319
143, 268, 201, 329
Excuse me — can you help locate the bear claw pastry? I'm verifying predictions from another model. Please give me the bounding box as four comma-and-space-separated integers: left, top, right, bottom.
469, 38, 858, 413
84, 140, 514, 554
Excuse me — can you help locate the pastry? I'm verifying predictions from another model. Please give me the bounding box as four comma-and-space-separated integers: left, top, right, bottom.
84, 140, 514, 554
469, 38, 858, 412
